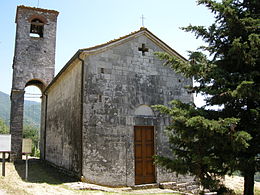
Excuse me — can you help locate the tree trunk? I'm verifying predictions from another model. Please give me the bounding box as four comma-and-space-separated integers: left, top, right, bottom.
244, 170, 255, 195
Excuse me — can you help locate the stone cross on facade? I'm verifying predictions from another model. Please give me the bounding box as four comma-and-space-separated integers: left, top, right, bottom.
138, 43, 149, 56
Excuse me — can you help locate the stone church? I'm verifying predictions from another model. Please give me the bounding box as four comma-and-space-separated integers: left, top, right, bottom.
10, 6, 193, 186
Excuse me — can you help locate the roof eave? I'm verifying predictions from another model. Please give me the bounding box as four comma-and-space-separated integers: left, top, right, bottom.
44, 49, 83, 94
15, 5, 59, 23
80, 27, 187, 61
44, 28, 188, 93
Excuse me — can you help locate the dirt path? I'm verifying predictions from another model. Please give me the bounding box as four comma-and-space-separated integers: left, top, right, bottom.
0, 161, 178, 195
0, 162, 77, 195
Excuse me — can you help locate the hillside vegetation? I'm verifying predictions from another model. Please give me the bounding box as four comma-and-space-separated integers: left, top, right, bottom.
0, 91, 40, 127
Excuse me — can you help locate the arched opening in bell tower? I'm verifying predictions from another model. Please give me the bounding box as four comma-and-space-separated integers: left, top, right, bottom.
30, 18, 44, 38
23, 79, 46, 157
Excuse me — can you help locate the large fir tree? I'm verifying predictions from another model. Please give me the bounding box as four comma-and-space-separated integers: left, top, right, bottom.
154, 0, 260, 194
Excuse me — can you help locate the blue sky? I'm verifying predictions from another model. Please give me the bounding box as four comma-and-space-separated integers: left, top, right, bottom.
0, 0, 215, 105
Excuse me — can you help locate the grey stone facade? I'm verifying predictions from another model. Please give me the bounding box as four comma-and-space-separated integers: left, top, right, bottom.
81, 30, 192, 186
44, 28, 193, 186
10, 6, 58, 159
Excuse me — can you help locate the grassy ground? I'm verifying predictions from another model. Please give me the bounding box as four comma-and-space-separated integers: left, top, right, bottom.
0, 159, 78, 195
0, 159, 178, 195
0, 159, 259, 195
224, 175, 260, 195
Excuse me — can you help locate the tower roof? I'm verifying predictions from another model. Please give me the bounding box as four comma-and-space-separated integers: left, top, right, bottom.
17, 5, 59, 14
16, 5, 59, 23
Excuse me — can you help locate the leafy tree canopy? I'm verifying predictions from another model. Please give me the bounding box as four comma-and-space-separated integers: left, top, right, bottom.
23, 125, 40, 157
23, 125, 39, 147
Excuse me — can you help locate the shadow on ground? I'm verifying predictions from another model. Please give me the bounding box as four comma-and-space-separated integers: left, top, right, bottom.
14, 159, 78, 185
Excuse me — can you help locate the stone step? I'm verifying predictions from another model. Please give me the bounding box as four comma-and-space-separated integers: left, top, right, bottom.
170, 182, 191, 190
132, 181, 200, 194
177, 182, 190, 187
186, 184, 200, 190
131, 183, 159, 190
159, 182, 177, 189
159, 181, 200, 194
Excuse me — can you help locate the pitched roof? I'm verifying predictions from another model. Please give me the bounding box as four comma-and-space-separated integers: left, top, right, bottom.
45, 28, 186, 93
79, 27, 186, 60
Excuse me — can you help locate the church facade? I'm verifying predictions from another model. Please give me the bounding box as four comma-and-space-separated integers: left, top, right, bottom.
11, 6, 193, 186
42, 28, 193, 186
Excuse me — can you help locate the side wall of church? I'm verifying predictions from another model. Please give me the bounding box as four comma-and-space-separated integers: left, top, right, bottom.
82, 35, 193, 186
45, 60, 82, 175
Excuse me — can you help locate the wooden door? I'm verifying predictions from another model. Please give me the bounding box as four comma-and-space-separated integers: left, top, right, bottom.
134, 126, 155, 185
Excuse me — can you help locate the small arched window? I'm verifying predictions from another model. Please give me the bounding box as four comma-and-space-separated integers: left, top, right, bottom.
30, 18, 44, 38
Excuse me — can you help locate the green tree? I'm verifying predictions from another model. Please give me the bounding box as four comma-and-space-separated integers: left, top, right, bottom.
154, 0, 260, 194
0, 118, 9, 134
23, 125, 40, 157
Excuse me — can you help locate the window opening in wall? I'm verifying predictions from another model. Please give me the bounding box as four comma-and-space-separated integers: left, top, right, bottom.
138, 43, 149, 56
100, 68, 105, 74
98, 95, 102, 102
30, 18, 44, 38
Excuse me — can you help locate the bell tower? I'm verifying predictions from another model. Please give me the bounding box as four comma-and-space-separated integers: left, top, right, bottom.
10, 6, 59, 159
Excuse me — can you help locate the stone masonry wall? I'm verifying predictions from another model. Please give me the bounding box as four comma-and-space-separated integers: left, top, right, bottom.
45, 60, 82, 175
10, 6, 58, 159
82, 34, 193, 186
12, 6, 58, 90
